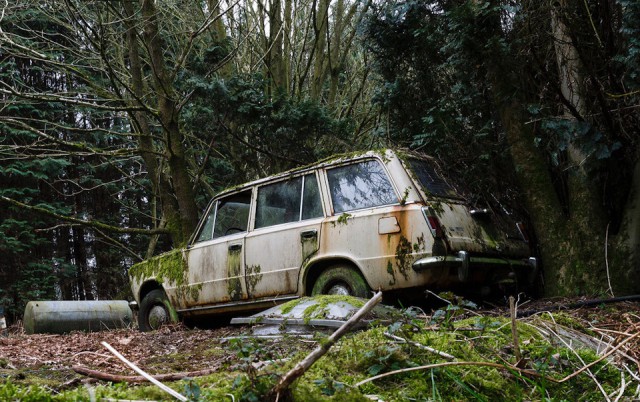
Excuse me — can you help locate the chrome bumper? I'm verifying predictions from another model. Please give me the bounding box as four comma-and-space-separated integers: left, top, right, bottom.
412, 251, 538, 282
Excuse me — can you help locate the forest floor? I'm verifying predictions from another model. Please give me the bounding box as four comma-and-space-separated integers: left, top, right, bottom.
1, 296, 640, 401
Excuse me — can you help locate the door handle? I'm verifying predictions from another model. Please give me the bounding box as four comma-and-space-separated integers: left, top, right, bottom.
301, 229, 317, 239
228, 243, 242, 251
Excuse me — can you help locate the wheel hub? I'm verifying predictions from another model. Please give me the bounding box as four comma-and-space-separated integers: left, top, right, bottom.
326, 283, 351, 296
148, 305, 168, 329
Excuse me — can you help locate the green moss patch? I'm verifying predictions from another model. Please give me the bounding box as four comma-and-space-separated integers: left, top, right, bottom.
128, 249, 188, 286
2, 301, 637, 401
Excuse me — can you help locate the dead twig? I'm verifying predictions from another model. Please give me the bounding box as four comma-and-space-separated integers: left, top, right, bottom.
101, 341, 187, 401
510, 296, 522, 362
605, 222, 615, 298
72, 364, 220, 383
100, 399, 159, 402
270, 291, 383, 398
383, 332, 456, 361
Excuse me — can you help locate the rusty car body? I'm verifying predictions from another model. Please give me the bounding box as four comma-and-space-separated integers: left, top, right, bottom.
129, 150, 537, 331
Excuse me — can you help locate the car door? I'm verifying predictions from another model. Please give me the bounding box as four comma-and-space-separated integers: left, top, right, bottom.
244, 173, 324, 298
186, 189, 252, 306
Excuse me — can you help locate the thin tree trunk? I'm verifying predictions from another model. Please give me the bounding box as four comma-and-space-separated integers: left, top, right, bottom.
311, 0, 329, 100
267, 0, 285, 92
141, 0, 199, 245
123, 0, 181, 252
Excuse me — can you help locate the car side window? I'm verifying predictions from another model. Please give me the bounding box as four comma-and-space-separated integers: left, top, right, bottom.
195, 203, 216, 242
255, 173, 323, 229
212, 190, 252, 238
327, 160, 397, 213
302, 174, 323, 220
190, 190, 254, 242
407, 158, 458, 198
255, 177, 303, 229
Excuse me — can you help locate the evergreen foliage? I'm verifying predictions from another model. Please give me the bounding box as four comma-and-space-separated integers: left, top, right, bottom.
1, 0, 639, 314
362, 0, 640, 294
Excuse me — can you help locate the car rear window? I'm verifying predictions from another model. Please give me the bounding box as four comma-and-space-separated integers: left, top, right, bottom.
327, 159, 397, 213
408, 158, 458, 198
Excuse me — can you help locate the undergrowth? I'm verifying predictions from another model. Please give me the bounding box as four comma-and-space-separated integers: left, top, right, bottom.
1, 296, 638, 401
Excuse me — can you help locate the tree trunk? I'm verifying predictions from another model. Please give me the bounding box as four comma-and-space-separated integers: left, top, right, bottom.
616, 158, 640, 294
267, 0, 285, 93
549, 0, 610, 294
477, 0, 614, 295
140, 0, 199, 245
283, 0, 292, 92
311, 0, 330, 100
123, 1, 183, 253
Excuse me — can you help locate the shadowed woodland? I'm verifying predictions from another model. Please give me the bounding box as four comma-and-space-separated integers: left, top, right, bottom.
1, 0, 640, 322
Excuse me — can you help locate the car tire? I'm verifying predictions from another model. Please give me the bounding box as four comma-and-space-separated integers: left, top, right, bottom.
138, 289, 177, 332
311, 265, 370, 298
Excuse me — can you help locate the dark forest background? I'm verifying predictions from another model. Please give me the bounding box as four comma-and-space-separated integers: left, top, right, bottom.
1, 0, 639, 322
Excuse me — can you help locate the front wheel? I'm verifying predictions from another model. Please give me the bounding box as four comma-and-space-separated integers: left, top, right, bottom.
138, 289, 178, 332
311, 265, 370, 298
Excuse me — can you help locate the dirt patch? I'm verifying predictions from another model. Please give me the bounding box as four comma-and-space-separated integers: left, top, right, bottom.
0, 323, 300, 386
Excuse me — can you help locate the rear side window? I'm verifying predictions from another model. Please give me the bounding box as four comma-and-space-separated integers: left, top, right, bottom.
255, 174, 323, 229
408, 158, 457, 198
327, 160, 397, 213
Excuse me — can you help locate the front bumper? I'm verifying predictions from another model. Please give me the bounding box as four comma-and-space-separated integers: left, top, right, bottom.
413, 251, 538, 283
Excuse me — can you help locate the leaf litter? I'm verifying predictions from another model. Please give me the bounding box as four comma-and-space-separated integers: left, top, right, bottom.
0, 296, 638, 401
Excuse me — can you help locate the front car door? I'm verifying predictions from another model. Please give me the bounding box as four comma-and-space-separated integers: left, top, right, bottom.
186, 189, 252, 307
244, 173, 324, 298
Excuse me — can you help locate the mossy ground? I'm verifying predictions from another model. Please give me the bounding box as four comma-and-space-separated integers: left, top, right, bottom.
1, 299, 638, 401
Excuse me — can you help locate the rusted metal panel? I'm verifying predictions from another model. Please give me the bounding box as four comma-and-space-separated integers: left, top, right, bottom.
244, 219, 322, 298
186, 233, 248, 306
378, 216, 401, 234
318, 204, 434, 292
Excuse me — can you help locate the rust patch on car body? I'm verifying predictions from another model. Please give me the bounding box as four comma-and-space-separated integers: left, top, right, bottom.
395, 235, 413, 281
227, 247, 243, 301
246, 265, 262, 298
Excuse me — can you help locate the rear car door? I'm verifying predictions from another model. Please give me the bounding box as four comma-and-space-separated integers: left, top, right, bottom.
244, 173, 324, 298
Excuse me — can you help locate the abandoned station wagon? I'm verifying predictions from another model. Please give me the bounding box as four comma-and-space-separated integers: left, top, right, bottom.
129, 150, 537, 331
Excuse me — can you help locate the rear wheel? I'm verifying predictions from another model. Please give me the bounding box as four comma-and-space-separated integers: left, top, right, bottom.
311, 265, 370, 298
138, 289, 177, 332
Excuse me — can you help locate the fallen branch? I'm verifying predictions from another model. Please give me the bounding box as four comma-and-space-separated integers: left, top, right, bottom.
383, 332, 456, 361
101, 341, 187, 402
72, 364, 220, 383
270, 291, 383, 398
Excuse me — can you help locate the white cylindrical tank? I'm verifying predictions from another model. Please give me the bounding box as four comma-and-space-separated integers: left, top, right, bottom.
23, 300, 133, 334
